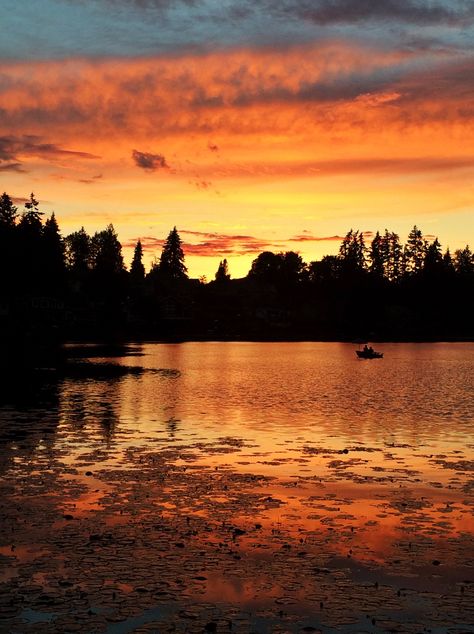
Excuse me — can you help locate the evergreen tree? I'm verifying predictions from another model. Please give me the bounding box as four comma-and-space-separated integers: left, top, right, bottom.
442, 248, 454, 273
17, 194, 44, 293
42, 213, 66, 295
339, 229, 366, 274
130, 240, 145, 282
159, 227, 187, 280
0, 193, 18, 294
386, 231, 402, 281
215, 258, 230, 283
0, 192, 17, 227
454, 246, 474, 275
423, 238, 443, 276
369, 231, 385, 278
404, 225, 427, 275
22, 192, 43, 227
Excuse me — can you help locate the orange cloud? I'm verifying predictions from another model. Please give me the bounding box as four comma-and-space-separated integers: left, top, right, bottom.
0, 43, 467, 142
1, 42, 472, 280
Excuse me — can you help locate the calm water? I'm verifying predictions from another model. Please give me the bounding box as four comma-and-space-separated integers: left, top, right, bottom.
1, 342, 473, 633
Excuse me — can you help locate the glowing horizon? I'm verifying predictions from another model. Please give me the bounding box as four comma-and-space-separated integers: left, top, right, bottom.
1, 1, 473, 279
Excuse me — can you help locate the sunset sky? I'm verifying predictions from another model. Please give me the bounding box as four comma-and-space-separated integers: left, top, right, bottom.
1, 0, 473, 278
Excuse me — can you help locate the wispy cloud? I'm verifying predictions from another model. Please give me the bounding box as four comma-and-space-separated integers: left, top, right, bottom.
289, 233, 344, 242
0, 135, 99, 161
125, 229, 279, 257
124, 228, 350, 258
0, 135, 99, 175
78, 173, 103, 184
0, 162, 26, 172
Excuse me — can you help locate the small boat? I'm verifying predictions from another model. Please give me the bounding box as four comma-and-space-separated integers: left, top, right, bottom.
356, 346, 383, 359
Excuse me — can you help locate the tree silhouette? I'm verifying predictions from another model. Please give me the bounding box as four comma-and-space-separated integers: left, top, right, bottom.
91, 224, 124, 275
130, 240, 145, 282
0, 192, 18, 227
384, 230, 402, 281
17, 194, 44, 293
423, 238, 443, 277
369, 231, 385, 278
42, 213, 66, 295
65, 227, 91, 276
23, 193, 43, 226
0, 193, 18, 295
454, 245, 473, 275
404, 225, 427, 275
339, 229, 366, 277
1, 189, 473, 343
215, 258, 230, 283
249, 251, 282, 285
159, 227, 187, 280
308, 255, 339, 284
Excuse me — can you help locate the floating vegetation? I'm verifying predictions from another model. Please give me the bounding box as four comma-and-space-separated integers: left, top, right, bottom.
0, 343, 473, 632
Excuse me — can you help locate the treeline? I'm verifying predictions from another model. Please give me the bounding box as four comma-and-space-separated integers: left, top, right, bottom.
1, 192, 473, 347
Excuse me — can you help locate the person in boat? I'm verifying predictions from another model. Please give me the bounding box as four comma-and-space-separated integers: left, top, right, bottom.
363, 344, 374, 354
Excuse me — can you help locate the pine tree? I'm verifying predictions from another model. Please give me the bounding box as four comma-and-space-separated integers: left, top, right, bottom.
387, 231, 402, 281
339, 229, 366, 274
130, 240, 145, 282
22, 193, 43, 227
423, 238, 443, 276
43, 213, 66, 295
215, 258, 230, 283
369, 231, 385, 278
17, 193, 44, 293
404, 225, 427, 275
454, 246, 473, 275
0, 193, 18, 294
442, 248, 454, 273
159, 227, 187, 280
0, 192, 18, 227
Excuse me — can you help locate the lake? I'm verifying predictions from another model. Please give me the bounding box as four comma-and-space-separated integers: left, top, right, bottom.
1, 342, 473, 633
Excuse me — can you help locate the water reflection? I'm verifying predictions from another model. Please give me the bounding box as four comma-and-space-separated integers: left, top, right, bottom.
60, 379, 122, 445
0, 343, 473, 633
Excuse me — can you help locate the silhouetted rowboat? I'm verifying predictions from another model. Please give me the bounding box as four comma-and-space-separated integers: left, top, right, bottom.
356, 349, 383, 359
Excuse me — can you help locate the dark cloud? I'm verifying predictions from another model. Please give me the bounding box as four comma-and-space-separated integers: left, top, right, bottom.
0, 135, 99, 175
3, 0, 471, 64
132, 149, 170, 171
271, 0, 474, 25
